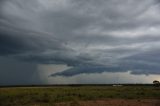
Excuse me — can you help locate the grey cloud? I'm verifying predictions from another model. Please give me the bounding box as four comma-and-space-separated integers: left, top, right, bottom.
50, 59, 160, 77
51, 46, 160, 77
50, 66, 127, 77
0, 0, 160, 76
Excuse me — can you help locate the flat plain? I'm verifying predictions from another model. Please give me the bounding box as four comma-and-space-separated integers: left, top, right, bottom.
0, 85, 160, 106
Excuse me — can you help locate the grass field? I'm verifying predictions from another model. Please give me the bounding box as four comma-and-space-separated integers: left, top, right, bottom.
0, 85, 160, 106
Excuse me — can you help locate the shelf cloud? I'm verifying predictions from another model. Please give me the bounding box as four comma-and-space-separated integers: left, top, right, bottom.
1, 0, 160, 79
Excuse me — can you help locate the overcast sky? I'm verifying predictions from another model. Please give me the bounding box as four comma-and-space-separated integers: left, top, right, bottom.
1, 0, 160, 85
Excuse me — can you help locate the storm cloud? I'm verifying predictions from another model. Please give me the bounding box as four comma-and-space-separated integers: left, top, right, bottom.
1, 0, 160, 78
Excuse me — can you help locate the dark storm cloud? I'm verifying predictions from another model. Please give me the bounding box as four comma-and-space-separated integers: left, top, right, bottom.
51, 55, 160, 77
50, 66, 127, 77
0, 56, 41, 85
0, 0, 160, 75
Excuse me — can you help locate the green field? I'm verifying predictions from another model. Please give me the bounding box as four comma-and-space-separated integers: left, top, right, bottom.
0, 85, 160, 106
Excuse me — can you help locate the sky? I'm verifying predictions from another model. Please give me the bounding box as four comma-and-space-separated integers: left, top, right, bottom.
0, 0, 160, 85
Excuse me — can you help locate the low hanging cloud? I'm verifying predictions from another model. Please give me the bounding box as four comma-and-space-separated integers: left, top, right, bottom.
1, 0, 160, 76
